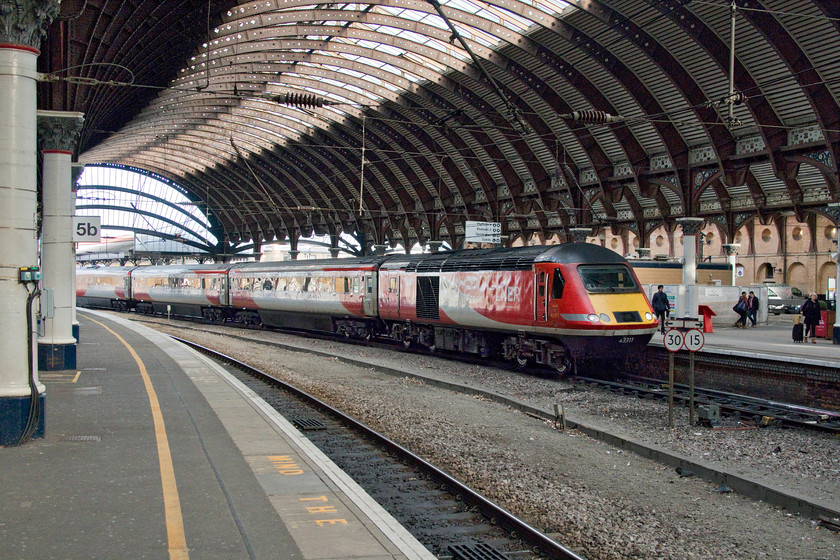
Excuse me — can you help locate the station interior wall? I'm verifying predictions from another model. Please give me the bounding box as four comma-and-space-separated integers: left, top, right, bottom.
581, 215, 838, 296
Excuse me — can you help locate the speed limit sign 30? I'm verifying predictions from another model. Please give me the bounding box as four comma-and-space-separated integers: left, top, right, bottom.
663, 329, 684, 352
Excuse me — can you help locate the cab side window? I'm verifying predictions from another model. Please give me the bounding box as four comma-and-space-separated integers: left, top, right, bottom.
551, 268, 565, 299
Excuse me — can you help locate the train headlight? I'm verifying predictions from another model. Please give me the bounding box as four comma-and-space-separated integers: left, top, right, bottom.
587, 313, 600, 323
645, 312, 653, 321
599, 313, 611, 323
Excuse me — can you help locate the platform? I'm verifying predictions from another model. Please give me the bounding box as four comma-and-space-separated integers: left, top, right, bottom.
648, 314, 839, 369
0, 310, 435, 560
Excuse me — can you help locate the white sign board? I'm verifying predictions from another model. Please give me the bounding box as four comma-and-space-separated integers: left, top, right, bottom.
465, 221, 501, 244
73, 216, 101, 242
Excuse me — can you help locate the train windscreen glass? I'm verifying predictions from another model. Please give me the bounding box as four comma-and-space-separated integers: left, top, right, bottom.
577, 265, 638, 293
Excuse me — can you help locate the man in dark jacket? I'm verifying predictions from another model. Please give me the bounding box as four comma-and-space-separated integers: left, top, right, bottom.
651, 285, 669, 334
747, 291, 759, 327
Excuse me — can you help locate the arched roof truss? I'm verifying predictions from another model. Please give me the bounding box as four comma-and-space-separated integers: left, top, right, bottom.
53, 0, 839, 253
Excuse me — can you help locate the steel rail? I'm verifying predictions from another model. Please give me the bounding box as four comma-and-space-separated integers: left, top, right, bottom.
172, 335, 587, 560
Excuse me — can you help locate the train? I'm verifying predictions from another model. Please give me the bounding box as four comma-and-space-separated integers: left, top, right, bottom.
76, 243, 658, 374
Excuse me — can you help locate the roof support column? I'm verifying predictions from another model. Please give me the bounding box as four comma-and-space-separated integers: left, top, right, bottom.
0, 0, 59, 445
677, 217, 705, 318
37, 111, 84, 371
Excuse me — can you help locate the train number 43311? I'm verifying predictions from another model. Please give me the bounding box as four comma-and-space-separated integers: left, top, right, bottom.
618, 337, 635, 344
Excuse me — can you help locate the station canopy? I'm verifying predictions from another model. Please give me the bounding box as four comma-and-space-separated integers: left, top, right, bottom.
38, 0, 840, 255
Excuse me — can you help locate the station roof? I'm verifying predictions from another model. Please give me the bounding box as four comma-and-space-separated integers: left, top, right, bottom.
36, 0, 840, 252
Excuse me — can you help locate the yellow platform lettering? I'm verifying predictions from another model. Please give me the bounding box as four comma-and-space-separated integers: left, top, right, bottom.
315, 519, 348, 526
306, 506, 337, 514
267, 455, 303, 475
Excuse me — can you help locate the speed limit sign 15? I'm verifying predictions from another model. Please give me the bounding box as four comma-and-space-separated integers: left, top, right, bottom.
684, 329, 705, 352
663, 329, 684, 352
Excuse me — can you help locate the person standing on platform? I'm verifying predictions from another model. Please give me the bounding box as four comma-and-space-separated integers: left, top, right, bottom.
747, 290, 759, 327
651, 285, 669, 334
733, 291, 748, 328
800, 292, 822, 343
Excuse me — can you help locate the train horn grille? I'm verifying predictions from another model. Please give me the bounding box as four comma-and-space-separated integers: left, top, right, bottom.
613, 311, 642, 323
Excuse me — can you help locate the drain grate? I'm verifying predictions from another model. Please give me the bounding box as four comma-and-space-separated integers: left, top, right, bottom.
448, 543, 510, 560
292, 418, 327, 431
59, 435, 101, 442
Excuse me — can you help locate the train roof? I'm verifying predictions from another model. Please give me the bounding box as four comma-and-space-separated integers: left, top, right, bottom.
380, 243, 627, 273
228, 255, 390, 272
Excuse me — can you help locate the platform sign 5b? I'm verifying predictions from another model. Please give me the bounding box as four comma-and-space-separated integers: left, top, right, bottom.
73, 216, 101, 242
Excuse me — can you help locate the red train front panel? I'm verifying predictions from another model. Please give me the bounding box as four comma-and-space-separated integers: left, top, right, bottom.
380, 262, 656, 336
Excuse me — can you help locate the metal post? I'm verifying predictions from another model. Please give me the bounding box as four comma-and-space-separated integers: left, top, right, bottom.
689, 352, 696, 425
668, 353, 675, 428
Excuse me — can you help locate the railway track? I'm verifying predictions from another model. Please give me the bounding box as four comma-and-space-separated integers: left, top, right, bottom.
125, 314, 840, 525
175, 336, 585, 560
576, 376, 840, 433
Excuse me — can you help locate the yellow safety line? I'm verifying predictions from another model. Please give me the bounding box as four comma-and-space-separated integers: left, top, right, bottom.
87, 317, 189, 559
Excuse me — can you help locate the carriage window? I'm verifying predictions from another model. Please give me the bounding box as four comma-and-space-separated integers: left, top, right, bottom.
552, 268, 565, 299
538, 271, 546, 297
578, 265, 637, 293
389, 277, 398, 293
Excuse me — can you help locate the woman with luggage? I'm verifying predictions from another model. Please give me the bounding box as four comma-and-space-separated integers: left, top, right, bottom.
733, 292, 748, 328
800, 292, 822, 343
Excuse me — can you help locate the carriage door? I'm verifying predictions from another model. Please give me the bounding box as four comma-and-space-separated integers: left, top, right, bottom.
363, 272, 378, 316
535, 266, 549, 324
124, 275, 132, 299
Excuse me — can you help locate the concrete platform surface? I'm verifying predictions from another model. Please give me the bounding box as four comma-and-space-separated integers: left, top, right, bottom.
0, 310, 435, 560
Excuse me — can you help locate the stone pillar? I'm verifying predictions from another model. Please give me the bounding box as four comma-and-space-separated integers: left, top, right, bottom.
37, 111, 84, 371
0, 0, 60, 445
676, 217, 704, 317
288, 250, 300, 260
828, 204, 840, 344
427, 241, 443, 253
371, 244, 388, 255
568, 227, 591, 243
722, 243, 740, 287
636, 247, 651, 259
329, 248, 341, 259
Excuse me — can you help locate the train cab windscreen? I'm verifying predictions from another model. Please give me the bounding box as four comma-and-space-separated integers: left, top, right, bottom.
578, 265, 638, 293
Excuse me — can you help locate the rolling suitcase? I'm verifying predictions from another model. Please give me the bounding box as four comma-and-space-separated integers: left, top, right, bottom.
792, 320, 804, 343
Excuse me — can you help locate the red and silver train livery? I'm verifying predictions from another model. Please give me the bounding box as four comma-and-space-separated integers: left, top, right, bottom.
77, 243, 658, 374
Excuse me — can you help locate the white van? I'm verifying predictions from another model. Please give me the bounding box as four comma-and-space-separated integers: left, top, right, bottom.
764, 284, 805, 315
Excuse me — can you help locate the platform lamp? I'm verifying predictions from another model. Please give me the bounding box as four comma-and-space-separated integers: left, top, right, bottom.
828, 203, 840, 344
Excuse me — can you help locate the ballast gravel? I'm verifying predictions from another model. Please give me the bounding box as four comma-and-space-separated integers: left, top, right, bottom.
136, 317, 839, 560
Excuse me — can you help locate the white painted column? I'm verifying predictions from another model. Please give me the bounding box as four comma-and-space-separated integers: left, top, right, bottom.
677, 217, 704, 317
0, 1, 60, 445
722, 243, 740, 286
37, 111, 85, 370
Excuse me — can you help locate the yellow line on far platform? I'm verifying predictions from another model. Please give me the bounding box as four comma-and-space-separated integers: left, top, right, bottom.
86, 316, 189, 560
